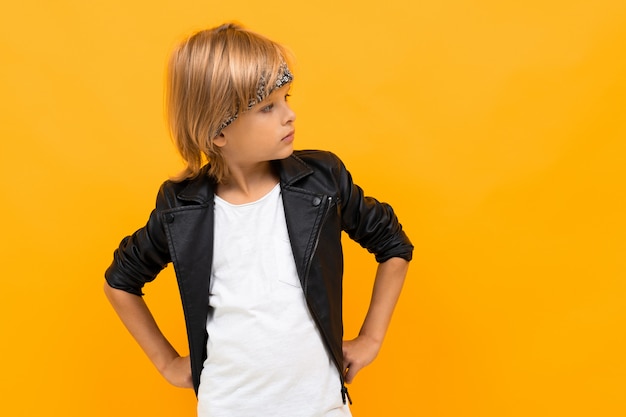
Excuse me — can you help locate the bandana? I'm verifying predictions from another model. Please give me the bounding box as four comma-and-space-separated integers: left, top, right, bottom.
215, 64, 293, 137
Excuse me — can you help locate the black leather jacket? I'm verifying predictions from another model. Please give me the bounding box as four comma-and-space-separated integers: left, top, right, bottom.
105, 150, 413, 399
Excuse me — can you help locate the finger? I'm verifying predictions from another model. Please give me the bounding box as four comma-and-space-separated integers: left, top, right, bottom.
344, 364, 359, 384
342, 347, 351, 370
342, 340, 352, 357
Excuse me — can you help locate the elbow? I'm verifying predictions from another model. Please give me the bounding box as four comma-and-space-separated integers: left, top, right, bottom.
103, 281, 116, 301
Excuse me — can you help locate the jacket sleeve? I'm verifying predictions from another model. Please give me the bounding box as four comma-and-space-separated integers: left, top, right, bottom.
331, 153, 414, 263
104, 183, 174, 296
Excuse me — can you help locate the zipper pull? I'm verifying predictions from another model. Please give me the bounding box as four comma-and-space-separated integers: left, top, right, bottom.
341, 385, 353, 405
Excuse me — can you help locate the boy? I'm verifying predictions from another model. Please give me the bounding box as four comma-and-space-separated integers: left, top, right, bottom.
104, 23, 413, 416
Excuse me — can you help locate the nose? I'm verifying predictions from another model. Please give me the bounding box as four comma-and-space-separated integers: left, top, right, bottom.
283, 102, 296, 125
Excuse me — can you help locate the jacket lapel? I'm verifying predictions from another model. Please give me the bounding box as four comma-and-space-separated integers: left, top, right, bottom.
277, 155, 326, 292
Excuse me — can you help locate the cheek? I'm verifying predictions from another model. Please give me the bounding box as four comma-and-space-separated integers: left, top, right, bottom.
253, 121, 275, 137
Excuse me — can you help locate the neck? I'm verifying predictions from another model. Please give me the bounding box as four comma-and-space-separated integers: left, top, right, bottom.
217, 162, 279, 204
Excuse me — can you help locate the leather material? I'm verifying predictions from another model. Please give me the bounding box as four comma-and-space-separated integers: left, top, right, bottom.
105, 150, 413, 394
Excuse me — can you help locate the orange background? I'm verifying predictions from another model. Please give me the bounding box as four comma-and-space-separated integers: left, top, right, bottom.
2, 1, 626, 416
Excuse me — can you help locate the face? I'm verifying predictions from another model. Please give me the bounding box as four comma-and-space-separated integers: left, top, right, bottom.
215, 84, 296, 170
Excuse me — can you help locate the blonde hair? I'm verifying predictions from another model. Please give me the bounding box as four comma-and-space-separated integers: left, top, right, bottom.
166, 23, 293, 183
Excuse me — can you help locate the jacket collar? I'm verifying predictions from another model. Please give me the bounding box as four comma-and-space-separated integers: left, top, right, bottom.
176, 165, 215, 204
277, 153, 314, 186
175, 153, 314, 204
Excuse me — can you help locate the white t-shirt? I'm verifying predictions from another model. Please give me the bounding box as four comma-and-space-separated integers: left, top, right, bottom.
197, 184, 352, 417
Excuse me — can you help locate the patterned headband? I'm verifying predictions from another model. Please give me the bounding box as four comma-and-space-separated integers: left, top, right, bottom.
215, 64, 293, 137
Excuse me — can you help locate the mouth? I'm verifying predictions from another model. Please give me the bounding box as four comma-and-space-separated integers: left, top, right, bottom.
282, 130, 295, 142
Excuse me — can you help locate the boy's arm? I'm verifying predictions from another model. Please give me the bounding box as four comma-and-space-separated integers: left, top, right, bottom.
342, 256, 409, 383
103, 283, 193, 388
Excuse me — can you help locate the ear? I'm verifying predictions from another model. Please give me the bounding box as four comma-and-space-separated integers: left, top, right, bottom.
213, 133, 227, 148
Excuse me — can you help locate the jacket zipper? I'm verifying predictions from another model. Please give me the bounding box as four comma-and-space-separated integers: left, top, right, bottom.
342, 385, 353, 405
302, 196, 333, 291
302, 196, 352, 405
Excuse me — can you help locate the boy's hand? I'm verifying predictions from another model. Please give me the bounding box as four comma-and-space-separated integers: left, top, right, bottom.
342, 335, 381, 384
161, 355, 193, 388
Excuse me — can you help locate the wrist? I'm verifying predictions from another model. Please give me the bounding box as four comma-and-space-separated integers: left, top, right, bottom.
154, 350, 181, 375
357, 332, 383, 349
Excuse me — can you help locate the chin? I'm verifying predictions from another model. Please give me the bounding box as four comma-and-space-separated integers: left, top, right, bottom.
275, 147, 294, 160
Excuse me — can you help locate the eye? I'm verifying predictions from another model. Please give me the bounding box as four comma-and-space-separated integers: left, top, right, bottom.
284, 93, 291, 101
260, 103, 274, 113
